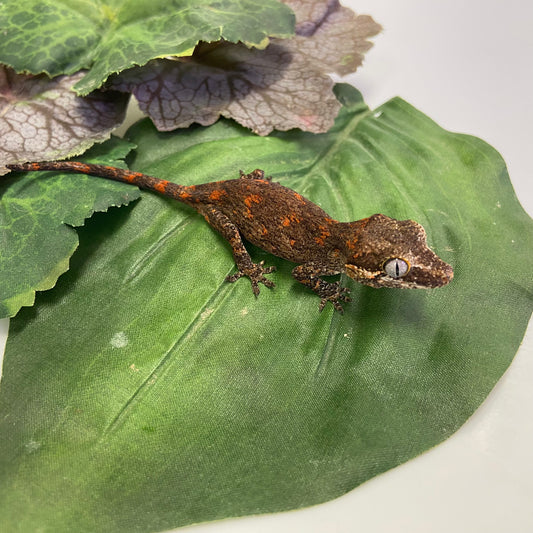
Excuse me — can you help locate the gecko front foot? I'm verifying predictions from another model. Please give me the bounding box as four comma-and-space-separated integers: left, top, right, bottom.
225, 261, 276, 296
318, 281, 351, 313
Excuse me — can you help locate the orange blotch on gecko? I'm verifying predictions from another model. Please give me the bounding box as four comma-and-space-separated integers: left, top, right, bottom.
209, 189, 226, 201
345, 238, 358, 251
154, 181, 170, 193
315, 224, 332, 245
244, 194, 263, 207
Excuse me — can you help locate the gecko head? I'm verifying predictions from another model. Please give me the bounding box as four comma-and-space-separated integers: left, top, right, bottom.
344, 214, 453, 289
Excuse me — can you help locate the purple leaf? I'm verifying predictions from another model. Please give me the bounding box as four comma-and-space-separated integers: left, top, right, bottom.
0, 67, 129, 173
110, 0, 381, 135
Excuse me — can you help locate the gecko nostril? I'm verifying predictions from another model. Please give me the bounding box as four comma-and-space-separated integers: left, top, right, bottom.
443, 263, 454, 283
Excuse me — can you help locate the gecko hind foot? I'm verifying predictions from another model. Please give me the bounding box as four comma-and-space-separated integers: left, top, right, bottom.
318, 282, 351, 314
239, 169, 272, 181
225, 261, 276, 296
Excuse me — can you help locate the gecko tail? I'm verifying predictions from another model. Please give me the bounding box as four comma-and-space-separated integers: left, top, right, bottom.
6, 161, 189, 202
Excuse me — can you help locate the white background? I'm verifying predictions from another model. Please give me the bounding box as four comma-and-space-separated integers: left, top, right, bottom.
1, 1, 532, 532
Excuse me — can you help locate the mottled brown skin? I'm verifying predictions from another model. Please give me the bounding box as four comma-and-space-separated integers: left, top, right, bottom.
6, 163, 453, 312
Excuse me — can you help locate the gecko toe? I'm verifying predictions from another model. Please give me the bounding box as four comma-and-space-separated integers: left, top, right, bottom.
225, 261, 276, 296
261, 264, 277, 274
317, 282, 351, 313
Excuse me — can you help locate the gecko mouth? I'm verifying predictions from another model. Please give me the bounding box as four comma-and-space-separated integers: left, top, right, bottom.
345, 261, 453, 289
382, 261, 453, 289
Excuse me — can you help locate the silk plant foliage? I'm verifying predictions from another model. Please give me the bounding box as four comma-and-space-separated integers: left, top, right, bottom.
0, 86, 531, 532
0, 67, 130, 175
108, 1, 381, 135
0, 0, 295, 95
0, 0, 381, 165
0, 138, 140, 317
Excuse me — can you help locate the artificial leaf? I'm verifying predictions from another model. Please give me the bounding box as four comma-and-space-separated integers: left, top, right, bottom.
0, 0, 295, 96
108, 43, 340, 135
0, 67, 129, 173
287, 0, 382, 75
0, 137, 139, 318
0, 86, 531, 532
109, 0, 381, 134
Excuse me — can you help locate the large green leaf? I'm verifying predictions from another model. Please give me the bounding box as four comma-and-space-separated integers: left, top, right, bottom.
0, 86, 531, 532
0, 0, 295, 96
0, 137, 139, 318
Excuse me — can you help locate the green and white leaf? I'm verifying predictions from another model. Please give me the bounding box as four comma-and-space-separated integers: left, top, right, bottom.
0, 0, 295, 96
0, 137, 139, 318
110, 1, 381, 134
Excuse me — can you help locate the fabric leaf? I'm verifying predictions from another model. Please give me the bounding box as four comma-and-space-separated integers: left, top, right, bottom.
287, 0, 382, 75
0, 86, 531, 532
109, 0, 381, 134
0, 0, 295, 96
0, 137, 139, 318
0, 67, 129, 174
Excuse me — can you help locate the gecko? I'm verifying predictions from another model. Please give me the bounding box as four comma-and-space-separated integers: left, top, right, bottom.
6, 162, 453, 312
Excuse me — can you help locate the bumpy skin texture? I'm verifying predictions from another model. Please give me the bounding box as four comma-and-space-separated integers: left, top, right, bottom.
6, 163, 453, 312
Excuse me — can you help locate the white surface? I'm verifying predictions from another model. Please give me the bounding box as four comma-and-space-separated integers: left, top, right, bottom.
1, 1, 532, 532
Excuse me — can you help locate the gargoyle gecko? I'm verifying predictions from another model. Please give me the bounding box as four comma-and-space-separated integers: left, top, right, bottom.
6, 163, 453, 312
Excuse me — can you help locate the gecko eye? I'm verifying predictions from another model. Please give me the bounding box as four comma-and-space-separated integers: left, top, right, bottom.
383, 258, 410, 278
